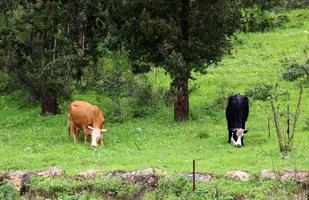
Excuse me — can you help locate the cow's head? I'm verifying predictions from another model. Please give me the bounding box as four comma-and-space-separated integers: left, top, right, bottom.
88, 126, 107, 147
231, 128, 247, 147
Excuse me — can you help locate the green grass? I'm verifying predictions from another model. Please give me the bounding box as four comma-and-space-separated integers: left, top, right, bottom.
0, 8, 308, 184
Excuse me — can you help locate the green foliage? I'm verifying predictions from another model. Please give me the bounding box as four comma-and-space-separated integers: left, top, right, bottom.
80, 53, 171, 122
267, 83, 303, 154
27, 176, 141, 199
0, 69, 17, 94
240, 0, 309, 9
144, 177, 299, 200
245, 84, 273, 101
282, 58, 309, 82
241, 6, 289, 32
21, 175, 301, 199
108, 0, 241, 120
203, 82, 233, 119
0, 182, 18, 200
0, 0, 108, 111
0, 1, 73, 98
151, 176, 191, 199
109, 0, 241, 80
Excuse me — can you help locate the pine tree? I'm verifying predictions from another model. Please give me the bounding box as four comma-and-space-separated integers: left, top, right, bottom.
108, 0, 241, 121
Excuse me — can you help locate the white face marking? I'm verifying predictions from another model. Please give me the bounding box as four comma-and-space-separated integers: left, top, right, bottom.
232, 128, 244, 147
91, 128, 102, 147
231, 137, 237, 146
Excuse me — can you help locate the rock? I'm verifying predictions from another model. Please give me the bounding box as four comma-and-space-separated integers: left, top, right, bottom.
176, 172, 214, 182
106, 168, 158, 187
259, 169, 279, 180
281, 169, 309, 186
225, 171, 251, 181
234, 195, 246, 200
2, 167, 63, 194
33, 167, 63, 177
76, 170, 102, 180
2, 170, 31, 194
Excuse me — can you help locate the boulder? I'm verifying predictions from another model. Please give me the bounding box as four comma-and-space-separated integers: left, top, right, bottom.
2, 170, 31, 194
106, 168, 157, 187
1, 167, 63, 194
33, 167, 63, 177
76, 170, 102, 180
281, 169, 309, 187
176, 172, 214, 182
259, 169, 279, 180
225, 171, 251, 181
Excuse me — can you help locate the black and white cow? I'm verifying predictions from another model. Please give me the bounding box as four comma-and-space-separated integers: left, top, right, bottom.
225, 95, 249, 147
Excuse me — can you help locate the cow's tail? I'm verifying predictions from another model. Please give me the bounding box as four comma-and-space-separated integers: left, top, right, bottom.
67, 109, 71, 140
67, 121, 71, 140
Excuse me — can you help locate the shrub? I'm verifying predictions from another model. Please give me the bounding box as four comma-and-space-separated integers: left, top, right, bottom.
203, 82, 233, 119
128, 75, 153, 105
0, 182, 18, 200
131, 59, 152, 74
240, 0, 309, 9
153, 176, 191, 199
27, 176, 141, 200
80, 54, 171, 121
241, 6, 288, 32
282, 59, 309, 82
245, 84, 273, 101
0, 69, 18, 94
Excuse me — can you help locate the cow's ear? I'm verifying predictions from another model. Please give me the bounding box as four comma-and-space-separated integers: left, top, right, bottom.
244, 130, 248, 134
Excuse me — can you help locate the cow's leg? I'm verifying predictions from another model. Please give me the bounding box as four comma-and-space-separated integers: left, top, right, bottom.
82, 126, 91, 143
228, 129, 232, 143
241, 137, 244, 146
73, 127, 79, 143
84, 134, 91, 143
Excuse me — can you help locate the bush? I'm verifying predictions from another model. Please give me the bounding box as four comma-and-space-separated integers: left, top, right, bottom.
0, 69, 18, 94
245, 84, 273, 101
79, 53, 171, 122
282, 59, 309, 82
27, 176, 141, 200
203, 82, 233, 119
0, 182, 18, 200
131, 59, 152, 74
241, 6, 288, 32
240, 0, 309, 9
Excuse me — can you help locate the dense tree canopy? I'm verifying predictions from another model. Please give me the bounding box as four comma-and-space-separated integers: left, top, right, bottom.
0, 0, 242, 119
108, 0, 241, 120
0, 0, 107, 114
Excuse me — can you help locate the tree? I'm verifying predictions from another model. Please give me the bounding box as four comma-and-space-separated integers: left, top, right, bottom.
268, 84, 303, 154
0, 0, 107, 115
108, 0, 241, 121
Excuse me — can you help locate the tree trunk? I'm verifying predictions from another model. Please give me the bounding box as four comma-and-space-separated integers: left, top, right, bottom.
174, 79, 189, 121
173, 0, 190, 121
42, 90, 58, 115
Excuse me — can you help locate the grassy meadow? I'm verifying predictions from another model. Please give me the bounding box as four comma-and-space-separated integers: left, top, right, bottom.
0, 9, 308, 176
0, 9, 309, 199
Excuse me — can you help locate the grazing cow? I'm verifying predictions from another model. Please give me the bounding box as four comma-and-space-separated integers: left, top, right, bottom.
67, 100, 107, 147
225, 95, 249, 147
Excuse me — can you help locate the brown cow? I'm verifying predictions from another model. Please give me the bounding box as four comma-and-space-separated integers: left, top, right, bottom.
67, 100, 107, 147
